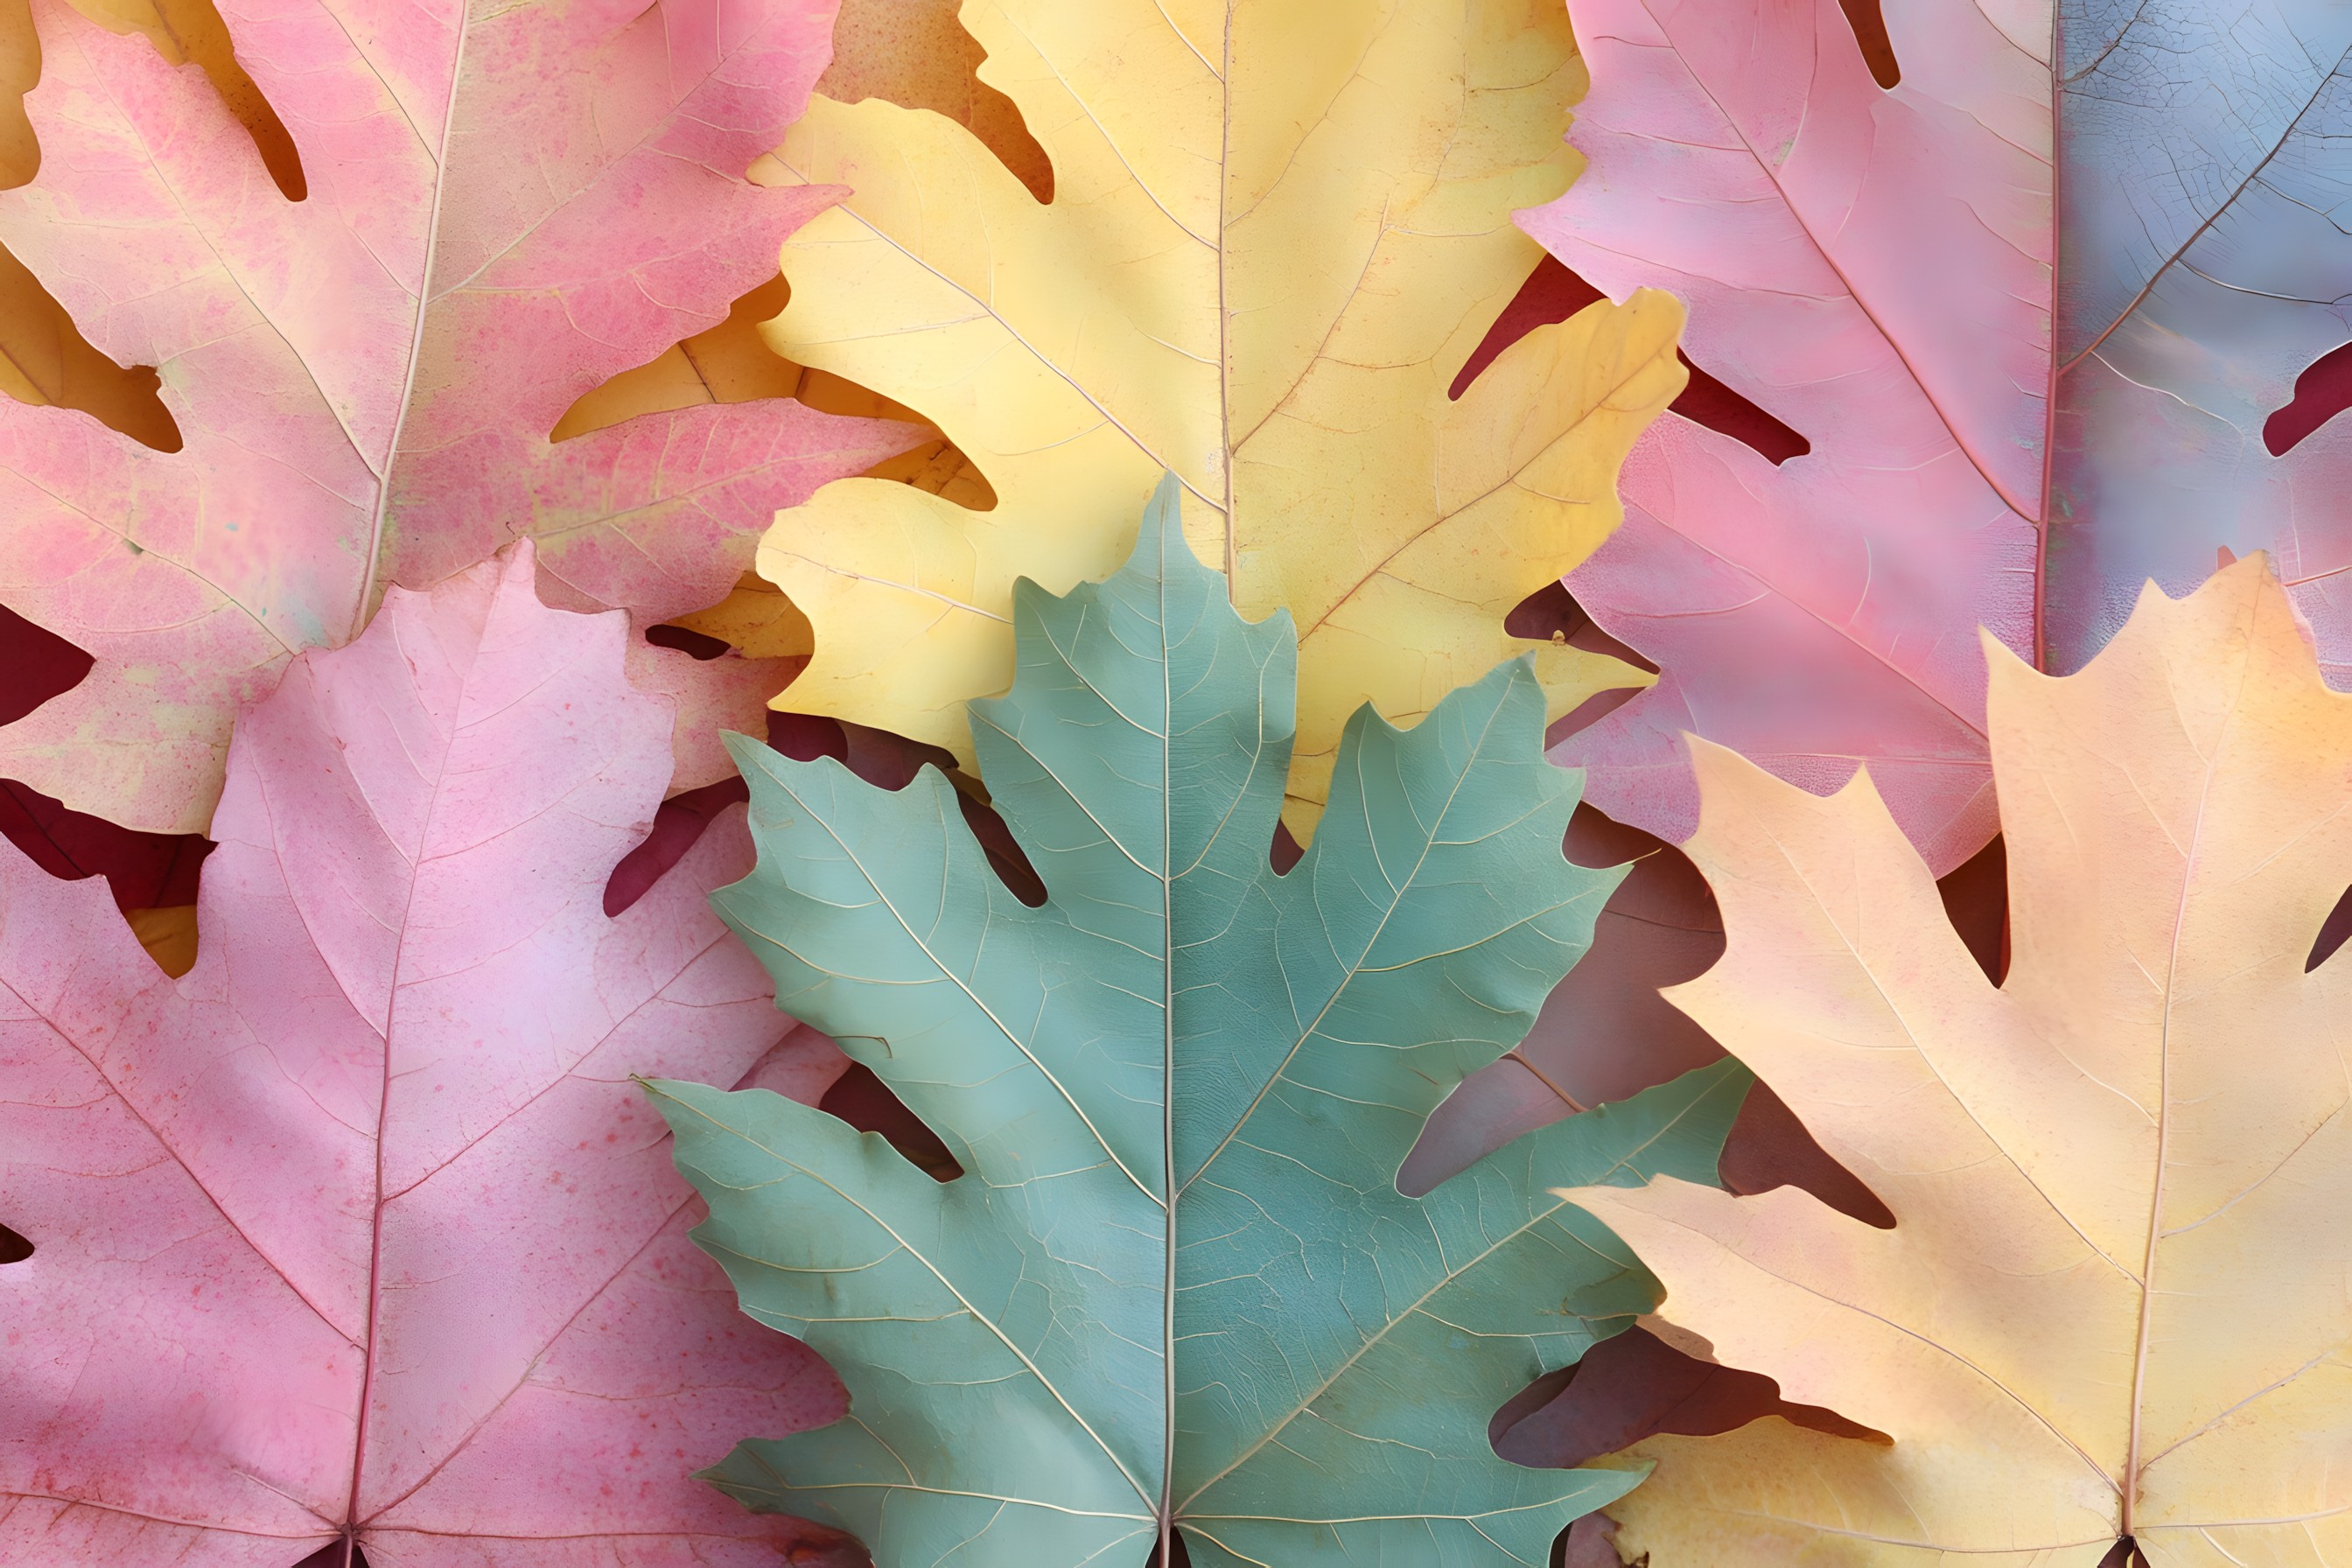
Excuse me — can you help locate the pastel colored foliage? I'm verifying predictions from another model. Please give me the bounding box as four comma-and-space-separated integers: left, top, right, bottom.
1522, 0, 2049, 879
730, 0, 1688, 837
1569, 557, 2352, 1566
0, 547, 863, 1568
1523, 0, 2352, 872
2047, 4, 2352, 676
652, 481, 1749, 1567
0, 0, 914, 834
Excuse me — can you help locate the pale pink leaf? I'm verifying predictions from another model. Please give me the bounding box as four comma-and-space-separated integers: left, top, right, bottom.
0, 545, 858, 1567
1523, 0, 2051, 875
0, 0, 916, 834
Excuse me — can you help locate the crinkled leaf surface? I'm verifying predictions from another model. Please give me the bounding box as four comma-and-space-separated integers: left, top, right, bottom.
0, 0, 916, 833
2048, 4, 2352, 677
1564, 556, 2352, 1566
1522, 0, 2049, 876
743, 0, 1688, 835
0, 546, 859, 1567
650, 480, 1748, 1568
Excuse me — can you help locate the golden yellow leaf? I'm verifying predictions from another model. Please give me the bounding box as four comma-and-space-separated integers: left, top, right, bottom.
751, 0, 1687, 832
1562, 555, 2352, 1566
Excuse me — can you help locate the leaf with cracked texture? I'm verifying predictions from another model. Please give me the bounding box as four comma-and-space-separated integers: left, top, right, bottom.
650, 477, 1749, 1568
0, 544, 866, 1568
1562, 555, 2352, 1566
0, 0, 918, 834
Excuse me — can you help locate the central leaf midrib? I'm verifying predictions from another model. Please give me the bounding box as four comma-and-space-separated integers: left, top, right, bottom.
2120, 651, 2247, 1533
353, 3, 471, 645
1157, 477, 1182, 1554
1166, 679, 1517, 1516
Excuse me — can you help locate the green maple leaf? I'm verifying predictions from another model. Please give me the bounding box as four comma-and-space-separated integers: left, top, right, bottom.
648, 477, 1747, 1568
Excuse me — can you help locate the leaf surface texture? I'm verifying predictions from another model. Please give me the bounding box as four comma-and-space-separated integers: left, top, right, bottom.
2047, 4, 2352, 677
653, 480, 1747, 1567
746, 0, 1689, 835
1567, 556, 2352, 1566
1522, 0, 2050, 875
0, 0, 914, 832
0, 547, 853, 1566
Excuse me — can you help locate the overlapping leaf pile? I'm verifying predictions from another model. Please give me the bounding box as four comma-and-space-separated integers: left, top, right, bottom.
5, 0, 2352, 1565
0, 0, 911, 833
1564, 557, 2352, 1567
1410, 0, 2352, 1272
652, 481, 1748, 1566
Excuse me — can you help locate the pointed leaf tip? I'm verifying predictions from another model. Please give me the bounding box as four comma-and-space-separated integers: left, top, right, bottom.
1587, 552, 2352, 1564
670, 481, 1735, 1565
0, 545, 830, 1561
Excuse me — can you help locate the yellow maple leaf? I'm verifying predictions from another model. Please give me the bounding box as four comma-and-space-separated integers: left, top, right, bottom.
740, 0, 1687, 832
1561, 555, 2352, 1566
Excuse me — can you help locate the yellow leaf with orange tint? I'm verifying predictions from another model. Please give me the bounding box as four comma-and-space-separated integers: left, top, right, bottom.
1565, 556, 2352, 1567
752, 0, 1685, 833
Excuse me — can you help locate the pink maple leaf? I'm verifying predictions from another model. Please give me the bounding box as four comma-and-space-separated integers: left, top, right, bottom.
1524, 0, 2049, 877
0, 0, 917, 835
0, 545, 858, 1567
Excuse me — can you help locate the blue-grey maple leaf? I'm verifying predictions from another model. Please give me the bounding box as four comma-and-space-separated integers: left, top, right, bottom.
2048, 2, 2352, 673
648, 476, 1746, 1568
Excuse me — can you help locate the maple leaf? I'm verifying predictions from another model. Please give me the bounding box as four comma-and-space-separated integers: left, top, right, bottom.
1524, 1, 2352, 867
1398, 808, 1984, 1219
1521, 0, 2049, 877
0, 0, 920, 835
648, 479, 1750, 1568
730, 0, 1688, 837
1559, 554, 2352, 1565
2046, 9, 2352, 677
0, 545, 864, 1567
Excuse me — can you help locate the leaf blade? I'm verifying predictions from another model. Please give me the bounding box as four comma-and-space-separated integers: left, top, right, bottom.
2047, 10, 2352, 677
1523, 0, 2049, 875
750, 0, 1686, 837
1567, 556, 2352, 1564
0, 545, 849, 1564
662, 481, 1744, 1568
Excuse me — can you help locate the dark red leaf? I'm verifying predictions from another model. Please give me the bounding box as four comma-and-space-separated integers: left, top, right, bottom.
1494, 1324, 1886, 1471
2263, 340, 2352, 457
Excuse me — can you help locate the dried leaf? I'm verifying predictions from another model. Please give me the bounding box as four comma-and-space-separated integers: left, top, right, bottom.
0, 0, 917, 832
0, 546, 860, 1565
745, 0, 1687, 836
1564, 556, 2352, 1564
